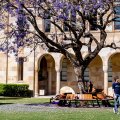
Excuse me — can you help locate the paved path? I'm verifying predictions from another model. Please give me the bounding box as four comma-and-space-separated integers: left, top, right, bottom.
0, 103, 59, 112
0, 102, 113, 113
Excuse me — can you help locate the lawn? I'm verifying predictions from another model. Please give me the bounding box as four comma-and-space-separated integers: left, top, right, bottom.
0, 97, 119, 120
0, 97, 49, 104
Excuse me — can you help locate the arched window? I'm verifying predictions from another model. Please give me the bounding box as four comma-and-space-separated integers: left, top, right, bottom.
38, 57, 48, 80
61, 58, 67, 81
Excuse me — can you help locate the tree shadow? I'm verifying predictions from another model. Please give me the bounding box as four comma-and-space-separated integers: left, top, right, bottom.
0, 103, 14, 105
25, 102, 57, 107
0, 97, 24, 100
25, 102, 114, 108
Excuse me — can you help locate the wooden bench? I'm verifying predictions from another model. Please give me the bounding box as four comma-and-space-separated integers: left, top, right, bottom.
96, 93, 113, 107
50, 93, 77, 106
74, 94, 100, 107
57, 94, 76, 107
50, 93, 100, 107
50, 94, 66, 104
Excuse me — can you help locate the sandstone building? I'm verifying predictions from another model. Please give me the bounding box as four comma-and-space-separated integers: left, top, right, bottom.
0, 1, 120, 97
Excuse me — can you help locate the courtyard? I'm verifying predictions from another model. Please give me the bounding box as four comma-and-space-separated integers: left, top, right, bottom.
0, 97, 119, 120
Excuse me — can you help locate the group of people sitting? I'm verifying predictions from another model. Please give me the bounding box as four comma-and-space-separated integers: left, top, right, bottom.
50, 80, 113, 107
82, 81, 112, 107
80, 81, 96, 95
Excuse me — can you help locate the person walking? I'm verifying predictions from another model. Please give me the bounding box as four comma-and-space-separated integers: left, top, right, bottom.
112, 77, 120, 114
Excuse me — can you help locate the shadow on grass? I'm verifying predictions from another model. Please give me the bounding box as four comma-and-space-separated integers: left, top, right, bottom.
25, 102, 58, 107
25, 102, 50, 106
0, 103, 14, 105
0, 97, 24, 100
25, 102, 114, 108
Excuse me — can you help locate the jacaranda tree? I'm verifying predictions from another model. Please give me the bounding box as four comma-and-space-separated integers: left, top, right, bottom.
0, 0, 119, 92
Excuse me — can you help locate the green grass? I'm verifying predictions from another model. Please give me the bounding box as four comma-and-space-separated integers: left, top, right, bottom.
0, 97, 119, 120
0, 97, 49, 104
0, 108, 120, 120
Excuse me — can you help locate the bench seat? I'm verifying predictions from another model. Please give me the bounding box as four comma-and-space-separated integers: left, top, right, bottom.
74, 94, 100, 107
96, 93, 113, 107
50, 93, 101, 107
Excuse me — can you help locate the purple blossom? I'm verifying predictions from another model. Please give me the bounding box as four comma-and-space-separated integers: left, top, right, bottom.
0, 0, 113, 58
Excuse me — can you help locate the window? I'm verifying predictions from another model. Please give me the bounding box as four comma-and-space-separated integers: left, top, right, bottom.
114, 5, 120, 30
18, 57, 24, 81
90, 12, 97, 30
108, 61, 112, 82
61, 58, 67, 81
44, 12, 51, 32
38, 57, 48, 80
84, 68, 89, 82
71, 10, 76, 28
63, 9, 76, 31
63, 11, 69, 31
63, 23, 69, 31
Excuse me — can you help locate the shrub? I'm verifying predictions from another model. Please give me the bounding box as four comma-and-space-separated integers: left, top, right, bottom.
0, 84, 32, 97
0, 84, 5, 96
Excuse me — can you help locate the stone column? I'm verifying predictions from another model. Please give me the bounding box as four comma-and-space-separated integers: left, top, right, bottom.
48, 67, 52, 95
34, 69, 39, 97
56, 67, 61, 95
103, 65, 108, 95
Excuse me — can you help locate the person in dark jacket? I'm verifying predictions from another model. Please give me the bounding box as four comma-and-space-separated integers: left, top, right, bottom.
112, 77, 120, 114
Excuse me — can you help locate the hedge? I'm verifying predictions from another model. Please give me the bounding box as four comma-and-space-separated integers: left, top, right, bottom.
0, 84, 33, 97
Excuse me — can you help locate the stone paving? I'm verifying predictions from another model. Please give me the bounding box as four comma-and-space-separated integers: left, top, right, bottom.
0, 96, 115, 113
0, 102, 114, 113
0, 103, 58, 112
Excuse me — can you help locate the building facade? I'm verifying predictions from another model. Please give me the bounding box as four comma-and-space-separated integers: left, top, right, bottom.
0, 1, 120, 97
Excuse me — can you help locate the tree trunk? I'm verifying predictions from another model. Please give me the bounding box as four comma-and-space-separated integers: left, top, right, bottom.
74, 66, 85, 94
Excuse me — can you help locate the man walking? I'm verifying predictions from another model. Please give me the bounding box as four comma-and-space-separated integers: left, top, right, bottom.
112, 77, 120, 114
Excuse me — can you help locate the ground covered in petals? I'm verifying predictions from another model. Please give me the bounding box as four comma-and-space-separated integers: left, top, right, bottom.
0, 97, 119, 120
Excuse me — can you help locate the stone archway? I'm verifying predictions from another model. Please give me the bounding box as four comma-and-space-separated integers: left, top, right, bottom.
109, 53, 120, 83
107, 52, 120, 95
89, 55, 103, 91
59, 55, 104, 93
38, 54, 56, 95
60, 56, 78, 93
